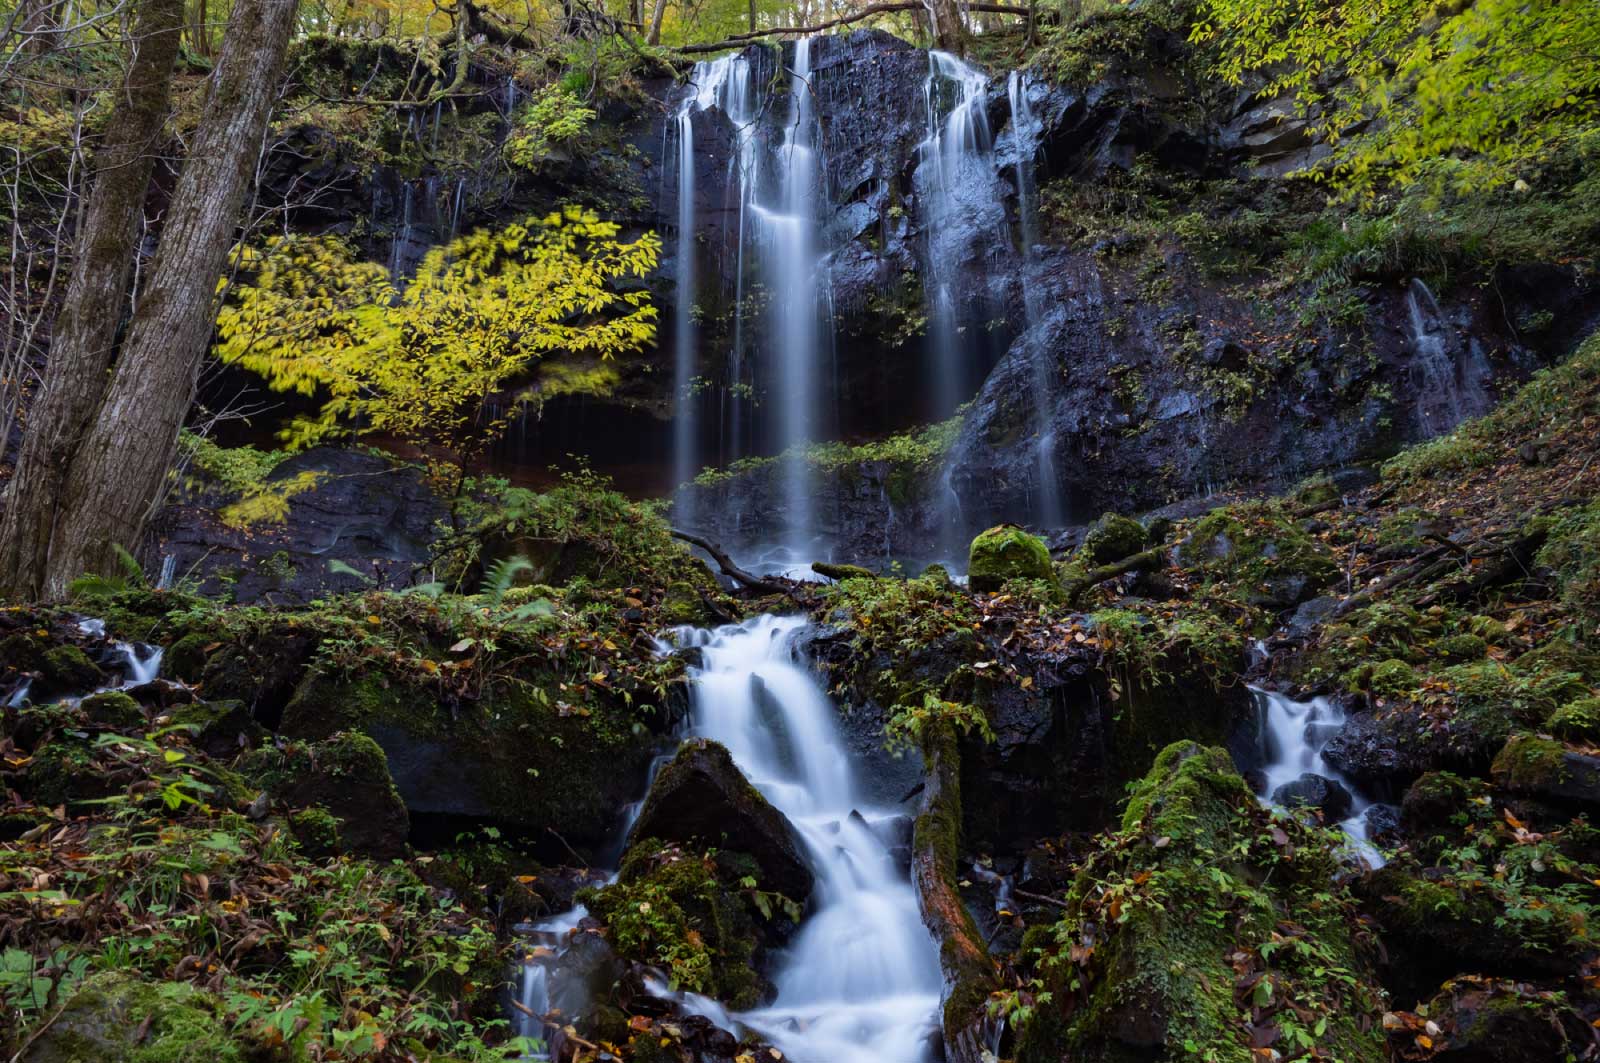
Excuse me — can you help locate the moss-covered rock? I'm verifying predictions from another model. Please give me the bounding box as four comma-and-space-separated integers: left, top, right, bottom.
1016, 742, 1385, 1063
1398, 771, 1490, 859
1079, 513, 1149, 566
165, 700, 264, 759
968, 525, 1054, 593
277, 665, 662, 853
582, 840, 773, 1008
627, 739, 812, 900
1491, 733, 1600, 808
240, 730, 408, 858
2, 633, 105, 699
1176, 501, 1338, 609
1369, 658, 1421, 697
1359, 859, 1591, 1001
1435, 632, 1488, 662
1408, 980, 1590, 1063
19, 971, 260, 1063
80, 691, 145, 729
1546, 697, 1600, 744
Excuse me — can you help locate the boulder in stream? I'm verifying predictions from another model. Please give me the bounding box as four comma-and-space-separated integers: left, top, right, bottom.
1271, 771, 1354, 820
627, 738, 813, 901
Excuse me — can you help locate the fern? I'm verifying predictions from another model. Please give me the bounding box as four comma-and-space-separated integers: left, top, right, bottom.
401, 581, 447, 599
479, 556, 534, 604
506, 597, 554, 622
66, 545, 147, 602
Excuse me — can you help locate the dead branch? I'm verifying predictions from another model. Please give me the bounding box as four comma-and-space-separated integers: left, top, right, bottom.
670, 529, 788, 595
675, 1, 1030, 53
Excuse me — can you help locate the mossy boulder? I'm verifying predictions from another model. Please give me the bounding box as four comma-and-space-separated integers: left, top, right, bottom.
1176, 502, 1338, 608
240, 730, 408, 858
1491, 733, 1600, 809
19, 971, 260, 1063
1016, 742, 1385, 1063
1, 634, 104, 699
80, 691, 145, 729
627, 739, 812, 901
165, 700, 264, 759
968, 525, 1054, 593
1079, 512, 1149, 566
277, 666, 663, 854
1409, 980, 1590, 1063
1399, 771, 1490, 859
583, 840, 771, 1008
1435, 633, 1488, 662
1545, 697, 1600, 744
1359, 859, 1591, 1002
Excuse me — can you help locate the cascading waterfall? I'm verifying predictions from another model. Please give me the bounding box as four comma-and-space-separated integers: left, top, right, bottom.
1406, 277, 1492, 435
1253, 687, 1386, 868
917, 52, 996, 422
515, 614, 943, 1061
1007, 71, 1063, 529
671, 91, 700, 523
656, 615, 942, 1061
764, 39, 826, 560
672, 45, 831, 565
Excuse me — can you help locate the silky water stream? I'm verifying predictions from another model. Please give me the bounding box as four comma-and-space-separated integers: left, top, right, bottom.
515, 614, 943, 1061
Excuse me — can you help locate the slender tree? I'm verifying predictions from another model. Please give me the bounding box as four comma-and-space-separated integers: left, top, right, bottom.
0, 0, 185, 599
0, 0, 298, 600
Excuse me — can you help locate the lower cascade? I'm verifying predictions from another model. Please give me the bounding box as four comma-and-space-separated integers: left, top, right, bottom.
519, 614, 943, 1061
1253, 687, 1386, 867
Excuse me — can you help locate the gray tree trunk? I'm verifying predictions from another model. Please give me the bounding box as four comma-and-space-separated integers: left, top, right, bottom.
646, 0, 668, 45
26, 0, 297, 599
0, 0, 184, 601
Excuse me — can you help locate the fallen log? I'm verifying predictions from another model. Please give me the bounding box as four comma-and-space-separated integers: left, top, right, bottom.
670, 529, 788, 595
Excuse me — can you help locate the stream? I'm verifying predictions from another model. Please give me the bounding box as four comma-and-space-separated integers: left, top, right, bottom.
516, 614, 942, 1061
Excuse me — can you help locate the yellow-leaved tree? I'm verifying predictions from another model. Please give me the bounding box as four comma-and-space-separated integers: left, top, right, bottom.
215, 206, 660, 483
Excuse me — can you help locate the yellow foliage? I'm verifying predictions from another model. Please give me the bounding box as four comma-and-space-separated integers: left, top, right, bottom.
218, 470, 327, 529
214, 206, 660, 481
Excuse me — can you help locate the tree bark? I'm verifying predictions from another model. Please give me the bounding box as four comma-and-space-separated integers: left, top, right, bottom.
646, 0, 668, 46
924, 0, 967, 54
23, 0, 298, 600
0, 0, 184, 601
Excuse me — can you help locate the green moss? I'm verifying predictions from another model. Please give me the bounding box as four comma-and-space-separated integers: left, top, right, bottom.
1491, 734, 1570, 791
1079, 513, 1149, 566
969, 525, 1055, 593
21, 971, 254, 1063
811, 561, 876, 582
1176, 500, 1338, 606
289, 806, 342, 856
1369, 658, 1421, 697
1015, 742, 1384, 1063
80, 691, 144, 729
582, 840, 765, 1007
1547, 698, 1600, 743
1435, 632, 1488, 662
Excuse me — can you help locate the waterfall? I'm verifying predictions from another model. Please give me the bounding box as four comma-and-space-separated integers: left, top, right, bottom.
672, 92, 700, 522
917, 51, 995, 421
1007, 71, 1063, 529
1253, 687, 1385, 868
1406, 277, 1493, 436
660, 615, 942, 1062
514, 614, 942, 1061
764, 38, 826, 560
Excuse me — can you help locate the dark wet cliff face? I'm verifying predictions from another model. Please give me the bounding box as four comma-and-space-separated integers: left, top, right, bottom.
240, 29, 1592, 560
656, 30, 1591, 563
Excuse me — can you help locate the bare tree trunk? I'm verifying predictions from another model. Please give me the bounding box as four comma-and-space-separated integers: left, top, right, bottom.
923, 0, 966, 53
747, 0, 755, 33
646, 0, 667, 45
20, 0, 297, 600
0, 0, 184, 601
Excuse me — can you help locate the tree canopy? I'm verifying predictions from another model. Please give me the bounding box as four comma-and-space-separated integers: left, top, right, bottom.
214, 206, 660, 479
1193, 0, 1600, 196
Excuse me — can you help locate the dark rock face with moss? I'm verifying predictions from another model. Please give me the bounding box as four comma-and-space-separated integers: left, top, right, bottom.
626, 738, 814, 900
1015, 742, 1386, 1063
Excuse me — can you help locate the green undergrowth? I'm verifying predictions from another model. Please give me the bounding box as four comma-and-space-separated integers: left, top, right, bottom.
1010, 742, 1386, 1063
0, 701, 523, 1059
691, 416, 960, 503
